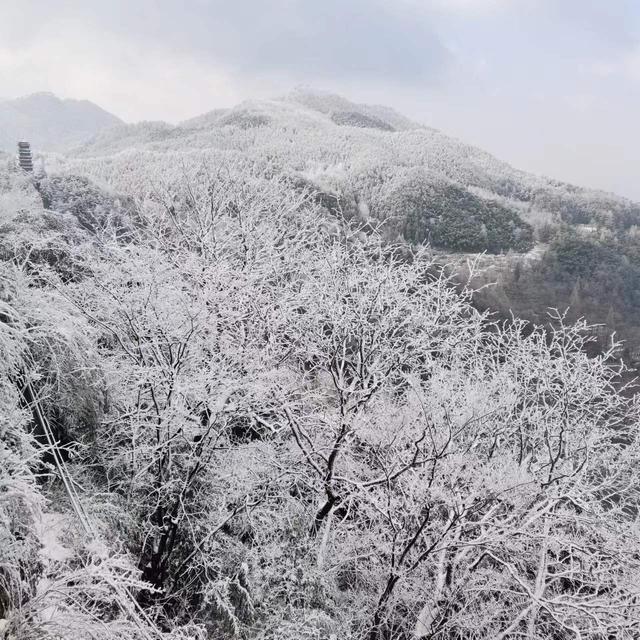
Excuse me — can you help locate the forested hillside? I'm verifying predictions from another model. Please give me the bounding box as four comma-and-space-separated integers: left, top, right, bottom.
60, 89, 640, 363
2, 91, 640, 639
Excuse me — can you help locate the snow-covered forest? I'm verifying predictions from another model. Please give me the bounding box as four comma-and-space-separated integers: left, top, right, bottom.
2, 90, 640, 639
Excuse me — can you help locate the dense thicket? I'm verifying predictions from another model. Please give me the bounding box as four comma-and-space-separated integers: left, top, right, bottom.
471, 222, 640, 369
1, 159, 640, 639
381, 173, 533, 252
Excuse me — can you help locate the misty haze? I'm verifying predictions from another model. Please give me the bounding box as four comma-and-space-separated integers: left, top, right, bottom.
1, 2, 640, 640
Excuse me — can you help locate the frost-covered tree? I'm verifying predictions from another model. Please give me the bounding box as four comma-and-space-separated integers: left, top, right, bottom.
1, 154, 639, 640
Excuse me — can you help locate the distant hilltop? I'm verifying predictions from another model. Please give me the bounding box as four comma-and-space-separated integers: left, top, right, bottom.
0, 92, 123, 152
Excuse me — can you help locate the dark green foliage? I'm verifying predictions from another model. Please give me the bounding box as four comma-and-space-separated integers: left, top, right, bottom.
535, 191, 594, 225
536, 222, 558, 243
610, 205, 640, 231
490, 176, 533, 202
550, 234, 621, 278
532, 188, 640, 230
472, 227, 640, 372
545, 233, 640, 310
388, 177, 533, 253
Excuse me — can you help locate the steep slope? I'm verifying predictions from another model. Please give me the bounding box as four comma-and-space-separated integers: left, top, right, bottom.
0, 92, 123, 152
67, 90, 640, 251
60, 89, 640, 368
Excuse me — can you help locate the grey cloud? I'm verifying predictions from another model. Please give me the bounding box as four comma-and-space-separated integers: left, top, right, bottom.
202, 0, 451, 84
2, 0, 452, 86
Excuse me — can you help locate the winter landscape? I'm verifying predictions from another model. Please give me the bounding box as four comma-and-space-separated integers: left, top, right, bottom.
2, 2, 640, 639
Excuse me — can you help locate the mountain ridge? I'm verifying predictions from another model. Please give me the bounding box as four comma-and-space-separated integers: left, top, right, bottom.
64, 89, 639, 228
0, 92, 123, 153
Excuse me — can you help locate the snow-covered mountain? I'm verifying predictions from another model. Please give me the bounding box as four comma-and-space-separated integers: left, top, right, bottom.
0, 92, 123, 152
68, 88, 639, 237
58, 88, 640, 359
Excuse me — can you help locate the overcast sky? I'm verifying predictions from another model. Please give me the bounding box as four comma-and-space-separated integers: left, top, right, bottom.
1, 0, 639, 199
